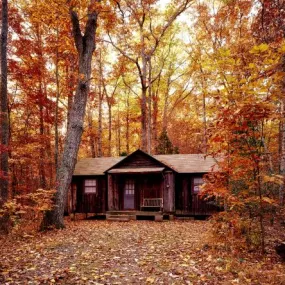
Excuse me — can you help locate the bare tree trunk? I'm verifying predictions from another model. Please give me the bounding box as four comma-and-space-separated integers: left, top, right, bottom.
98, 80, 103, 157
152, 73, 161, 150
162, 76, 171, 130
88, 108, 96, 158
0, 0, 9, 233
117, 106, 121, 155
35, 22, 47, 189
107, 100, 112, 156
39, 104, 46, 188
66, 56, 76, 131
42, 4, 99, 229
141, 86, 147, 152
126, 91, 130, 154
147, 58, 152, 154
279, 55, 285, 206
55, 28, 60, 171
140, 52, 148, 152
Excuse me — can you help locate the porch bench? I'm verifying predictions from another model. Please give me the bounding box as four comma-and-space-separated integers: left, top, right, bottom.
141, 198, 163, 211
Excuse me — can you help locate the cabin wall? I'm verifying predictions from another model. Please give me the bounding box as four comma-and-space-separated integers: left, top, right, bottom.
71, 175, 107, 213
175, 174, 219, 215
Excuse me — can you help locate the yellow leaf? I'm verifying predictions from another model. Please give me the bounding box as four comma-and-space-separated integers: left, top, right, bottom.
146, 277, 155, 283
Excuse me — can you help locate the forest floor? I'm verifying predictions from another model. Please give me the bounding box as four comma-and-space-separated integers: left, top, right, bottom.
0, 219, 285, 285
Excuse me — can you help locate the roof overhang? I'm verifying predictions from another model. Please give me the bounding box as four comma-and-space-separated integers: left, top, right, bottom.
108, 167, 165, 174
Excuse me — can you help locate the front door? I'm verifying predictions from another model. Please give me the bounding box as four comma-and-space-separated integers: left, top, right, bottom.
124, 178, 135, 209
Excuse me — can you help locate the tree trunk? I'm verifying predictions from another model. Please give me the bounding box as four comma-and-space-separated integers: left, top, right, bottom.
0, 0, 9, 233
140, 23, 148, 152
147, 58, 152, 154
66, 56, 76, 132
42, 5, 98, 229
98, 81, 103, 157
107, 100, 112, 156
279, 55, 285, 206
117, 106, 121, 155
54, 28, 60, 171
126, 91, 130, 154
39, 103, 46, 188
141, 86, 147, 152
88, 108, 96, 158
152, 73, 161, 151
162, 77, 171, 130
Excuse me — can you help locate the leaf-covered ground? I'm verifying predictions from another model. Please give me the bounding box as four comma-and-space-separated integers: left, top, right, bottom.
0, 220, 284, 284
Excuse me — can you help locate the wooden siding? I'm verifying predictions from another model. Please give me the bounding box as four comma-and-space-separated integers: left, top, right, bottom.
112, 151, 164, 169
175, 174, 219, 215
72, 176, 107, 213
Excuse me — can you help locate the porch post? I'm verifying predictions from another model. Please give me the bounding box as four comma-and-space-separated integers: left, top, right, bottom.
108, 174, 114, 211
163, 171, 175, 212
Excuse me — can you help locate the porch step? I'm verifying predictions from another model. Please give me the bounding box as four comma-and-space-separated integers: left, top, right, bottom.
175, 216, 195, 220
107, 211, 136, 216
106, 214, 135, 222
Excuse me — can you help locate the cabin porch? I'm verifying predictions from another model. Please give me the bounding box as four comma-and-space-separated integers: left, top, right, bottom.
107, 170, 175, 213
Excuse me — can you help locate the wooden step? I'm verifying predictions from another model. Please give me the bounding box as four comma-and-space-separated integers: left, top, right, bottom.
175, 216, 195, 220
106, 211, 136, 216
106, 214, 134, 222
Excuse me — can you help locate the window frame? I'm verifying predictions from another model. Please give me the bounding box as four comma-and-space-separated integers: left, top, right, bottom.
84, 179, 97, 194
193, 177, 204, 194
124, 179, 135, 195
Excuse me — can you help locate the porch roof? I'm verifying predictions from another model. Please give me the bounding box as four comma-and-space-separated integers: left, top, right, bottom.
108, 167, 165, 174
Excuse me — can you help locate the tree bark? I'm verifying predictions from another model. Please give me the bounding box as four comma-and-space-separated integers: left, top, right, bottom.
0, 0, 9, 233
98, 83, 103, 157
42, 4, 99, 229
147, 58, 152, 154
107, 99, 112, 156
88, 108, 96, 158
54, 28, 60, 171
279, 55, 285, 206
126, 91, 130, 154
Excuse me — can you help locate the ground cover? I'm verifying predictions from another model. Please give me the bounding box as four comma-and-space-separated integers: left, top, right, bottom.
0, 220, 284, 284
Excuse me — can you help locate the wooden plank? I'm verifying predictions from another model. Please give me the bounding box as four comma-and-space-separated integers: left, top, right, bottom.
163, 171, 175, 212
182, 177, 189, 212
113, 175, 119, 210
101, 178, 106, 213
108, 174, 114, 211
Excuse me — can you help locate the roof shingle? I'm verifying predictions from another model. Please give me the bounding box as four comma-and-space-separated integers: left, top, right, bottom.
73, 153, 218, 176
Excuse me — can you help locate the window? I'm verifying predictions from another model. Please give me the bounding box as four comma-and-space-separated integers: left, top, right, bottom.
193, 177, 204, 194
85, 179, 97, 194
124, 179, 135, 195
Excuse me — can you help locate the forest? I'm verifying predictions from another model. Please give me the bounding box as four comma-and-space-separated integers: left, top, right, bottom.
1, 0, 285, 284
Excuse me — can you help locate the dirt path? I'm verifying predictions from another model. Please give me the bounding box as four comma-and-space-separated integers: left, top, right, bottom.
0, 220, 284, 284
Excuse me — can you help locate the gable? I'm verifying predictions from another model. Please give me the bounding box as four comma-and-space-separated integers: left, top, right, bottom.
106, 149, 171, 172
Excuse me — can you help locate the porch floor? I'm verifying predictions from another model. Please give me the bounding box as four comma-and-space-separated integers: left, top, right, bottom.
107, 210, 162, 216
106, 210, 166, 221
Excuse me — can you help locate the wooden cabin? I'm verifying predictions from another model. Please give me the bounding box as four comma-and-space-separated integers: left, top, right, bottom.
70, 149, 220, 219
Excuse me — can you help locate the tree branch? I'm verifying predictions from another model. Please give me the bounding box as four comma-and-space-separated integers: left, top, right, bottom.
70, 10, 83, 54
106, 33, 138, 64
